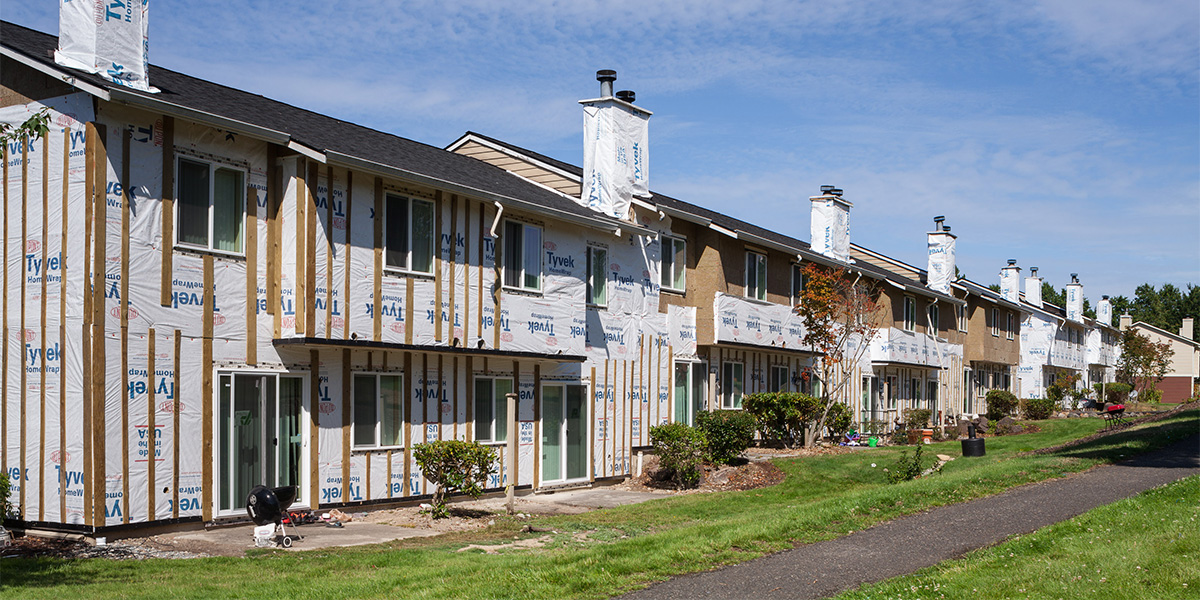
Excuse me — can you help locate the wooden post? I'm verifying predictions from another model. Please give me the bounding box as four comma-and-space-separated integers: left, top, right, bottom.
505, 391, 518, 514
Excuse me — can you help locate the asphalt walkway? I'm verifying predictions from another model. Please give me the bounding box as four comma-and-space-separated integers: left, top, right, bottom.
622, 433, 1200, 600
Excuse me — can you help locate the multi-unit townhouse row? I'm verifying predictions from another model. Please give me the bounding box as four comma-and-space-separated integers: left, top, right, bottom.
0, 17, 1118, 536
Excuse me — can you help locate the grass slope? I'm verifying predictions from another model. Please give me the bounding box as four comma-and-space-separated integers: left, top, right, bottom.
834, 474, 1200, 600
2, 411, 1195, 599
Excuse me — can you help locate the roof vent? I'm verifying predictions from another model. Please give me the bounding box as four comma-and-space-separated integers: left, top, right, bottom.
829, 188, 843, 196
596, 70, 616, 98
616, 90, 636, 103
820, 185, 835, 194
1007, 259, 1017, 266
1070, 273, 1080, 284
1031, 266, 1039, 276
933, 215, 945, 230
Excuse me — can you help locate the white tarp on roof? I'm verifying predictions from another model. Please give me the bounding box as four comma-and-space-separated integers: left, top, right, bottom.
810, 197, 850, 263
55, 0, 154, 92
926, 233, 955, 294
581, 100, 649, 220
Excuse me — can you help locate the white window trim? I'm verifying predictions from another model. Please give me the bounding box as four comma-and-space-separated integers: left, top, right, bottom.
175, 156, 247, 257
1006, 312, 1015, 340
927, 303, 939, 333
660, 234, 687, 293
957, 304, 968, 332
474, 376, 514, 444
770, 365, 790, 392
791, 263, 807, 306
351, 372, 405, 451
990, 308, 1000, 337
745, 251, 767, 301
502, 220, 544, 293
586, 245, 608, 308
382, 193, 436, 275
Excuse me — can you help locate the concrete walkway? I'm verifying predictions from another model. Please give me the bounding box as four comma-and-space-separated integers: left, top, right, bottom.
622, 434, 1200, 600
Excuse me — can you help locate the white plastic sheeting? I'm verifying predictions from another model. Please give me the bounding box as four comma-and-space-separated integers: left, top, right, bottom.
1025, 276, 1042, 307
1097, 298, 1112, 327
55, 0, 153, 92
713, 293, 808, 349
580, 100, 650, 219
999, 265, 1021, 304
1066, 283, 1083, 324
810, 196, 851, 263
869, 327, 963, 368
926, 231, 956, 294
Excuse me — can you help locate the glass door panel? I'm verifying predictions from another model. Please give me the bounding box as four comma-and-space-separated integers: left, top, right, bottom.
566, 385, 587, 480
542, 385, 563, 482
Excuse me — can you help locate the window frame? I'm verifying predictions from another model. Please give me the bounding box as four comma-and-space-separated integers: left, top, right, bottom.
660, 234, 687, 293
791, 263, 808, 306
770, 365, 790, 393
473, 377, 514, 443
903, 296, 917, 332
744, 251, 767, 301
957, 304, 968, 332
351, 373, 405, 450
927, 303, 940, 333
586, 245, 608, 308
175, 156, 247, 256
990, 308, 1000, 337
502, 220, 543, 292
383, 193, 436, 275
721, 362, 745, 409
1006, 312, 1015, 340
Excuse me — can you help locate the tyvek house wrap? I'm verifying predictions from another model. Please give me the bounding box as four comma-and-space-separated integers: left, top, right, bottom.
926, 233, 955, 294
55, 0, 153, 92
581, 100, 649, 220
2, 94, 91, 524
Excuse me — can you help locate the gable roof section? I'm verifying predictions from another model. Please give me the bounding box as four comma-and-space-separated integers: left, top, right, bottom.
0, 21, 652, 236
1131, 321, 1200, 348
450, 132, 962, 305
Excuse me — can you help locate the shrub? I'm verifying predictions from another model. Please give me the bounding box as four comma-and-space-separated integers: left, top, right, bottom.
695, 410, 754, 464
901, 408, 933, 430
0, 471, 11, 518
1095, 382, 1132, 405
741, 392, 823, 447
1023, 397, 1056, 420
1137, 388, 1163, 404
649, 422, 706, 489
886, 444, 941, 484
985, 389, 1019, 421
412, 440, 497, 518
825, 402, 853, 437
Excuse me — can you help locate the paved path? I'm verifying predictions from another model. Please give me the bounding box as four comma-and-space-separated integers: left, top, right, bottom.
622, 434, 1200, 600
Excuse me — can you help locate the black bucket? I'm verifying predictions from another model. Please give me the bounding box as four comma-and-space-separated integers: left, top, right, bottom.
961, 437, 986, 457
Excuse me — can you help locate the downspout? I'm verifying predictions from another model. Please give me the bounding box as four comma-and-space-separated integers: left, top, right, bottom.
926, 301, 948, 423
489, 201, 504, 238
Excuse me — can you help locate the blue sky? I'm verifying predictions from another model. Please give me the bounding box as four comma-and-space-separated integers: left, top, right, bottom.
7, 1, 1198, 300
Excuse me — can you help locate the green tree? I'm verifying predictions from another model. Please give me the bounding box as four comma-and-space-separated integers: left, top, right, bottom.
1115, 329, 1174, 398
412, 440, 497, 518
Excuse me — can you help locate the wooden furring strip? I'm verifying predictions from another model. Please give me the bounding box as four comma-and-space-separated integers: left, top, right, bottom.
325, 165, 334, 339
294, 157, 306, 335
341, 348, 351, 504
343, 171, 352, 338
160, 117, 174, 307
90, 122, 108, 526
19, 134, 27, 518
59, 128, 70, 522
147, 329, 156, 520
172, 329, 181, 518
373, 177, 383, 341
246, 186, 257, 365
200, 254, 214, 521
305, 160, 318, 335
120, 128, 131, 523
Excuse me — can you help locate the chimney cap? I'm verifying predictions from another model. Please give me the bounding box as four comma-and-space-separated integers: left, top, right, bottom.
596, 69, 617, 82
830, 188, 844, 196
943, 226, 951, 232
1070, 273, 1080, 283
616, 90, 636, 103
1102, 295, 1109, 300
820, 185, 835, 193
1007, 259, 1017, 266
934, 215, 945, 224
1031, 266, 1039, 275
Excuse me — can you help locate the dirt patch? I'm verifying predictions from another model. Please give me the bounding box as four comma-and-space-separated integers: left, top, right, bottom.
1025, 400, 1200, 456
1, 534, 210, 560
369, 505, 498, 533
612, 453, 787, 494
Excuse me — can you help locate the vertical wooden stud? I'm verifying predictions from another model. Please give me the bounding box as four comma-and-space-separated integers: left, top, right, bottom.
160, 116, 174, 307
200, 254, 214, 521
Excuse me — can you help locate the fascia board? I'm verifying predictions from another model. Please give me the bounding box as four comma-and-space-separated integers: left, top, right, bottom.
107, 88, 291, 145
1, 46, 111, 100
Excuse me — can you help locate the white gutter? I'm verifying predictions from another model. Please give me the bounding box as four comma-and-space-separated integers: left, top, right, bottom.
287, 140, 327, 163
656, 205, 711, 227
1, 47, 111, 101
489, 201, 504, 238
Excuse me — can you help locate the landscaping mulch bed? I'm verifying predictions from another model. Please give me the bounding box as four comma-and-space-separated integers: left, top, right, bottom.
613, 453, 787, 494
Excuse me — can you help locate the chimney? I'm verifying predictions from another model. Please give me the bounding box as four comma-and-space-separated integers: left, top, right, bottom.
1097, 295, 1112, 326
1182, 318, 1195, 340
1000, 259, 1021, 304
926, 216, 956, 294
55, 0, 154, 92
1119, 314, 1132, 331
1025, 267, 1042, 307
1066, 273, 1084, 323
580, 70, 651, 219
810, 186, 851, 263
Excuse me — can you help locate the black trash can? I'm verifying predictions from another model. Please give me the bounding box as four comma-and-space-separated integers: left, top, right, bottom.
961, 437, 986, 457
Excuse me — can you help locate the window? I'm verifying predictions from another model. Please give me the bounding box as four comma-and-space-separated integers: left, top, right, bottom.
384, 194, 435, 273
503, 221, 542, 291
926, 380, 937, 410
886, 376, 898, 409
957, 304, 968, 332
791, 264, 808, 306
721, 362, 744, 409
927, 303, 939, 332
177, 157, 245, 253
660, 235, 686, 292
1003, 372, 1011, 390
910, 378, 921, 404
745, 252, 767, 300
352, 374, 404, 449
1006, 312, 1014, 340
962, 369, 971, 413
990, 308, 1000, 337
474, 377, 513, 443
903, 297, 917, 332
586, 246, 607, 307
770, 365, 790, 392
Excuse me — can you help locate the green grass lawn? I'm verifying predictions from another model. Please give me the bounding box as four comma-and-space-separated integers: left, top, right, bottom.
832, 474, 1200, 600
3, 411, 1196, 600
